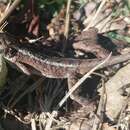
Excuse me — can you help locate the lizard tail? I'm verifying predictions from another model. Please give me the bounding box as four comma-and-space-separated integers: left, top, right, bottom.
79, 52, 130, 74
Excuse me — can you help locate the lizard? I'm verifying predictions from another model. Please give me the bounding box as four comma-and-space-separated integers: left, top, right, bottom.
0, 32, 130, 106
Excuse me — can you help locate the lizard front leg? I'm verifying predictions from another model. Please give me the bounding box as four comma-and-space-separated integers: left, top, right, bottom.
5, 55, 41, 76
68, 73, 91, 107
6, 57, 33, 75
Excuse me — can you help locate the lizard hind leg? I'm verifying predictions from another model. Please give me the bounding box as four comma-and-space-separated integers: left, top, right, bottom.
68, 73, 91, 107
13, 62, 32, 75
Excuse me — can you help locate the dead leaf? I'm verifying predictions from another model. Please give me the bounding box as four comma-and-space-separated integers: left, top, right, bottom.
98, 63, 130, 120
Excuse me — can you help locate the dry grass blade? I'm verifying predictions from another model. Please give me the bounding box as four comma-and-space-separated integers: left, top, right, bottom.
45, 52, 112, 130
9, 77, 45, 108
96, 13, 112, 33
92, 79, 107, 130
58, 52, 112, 108
0, 21, 8, 31
7, 75, 30, 107
0, 0, 21, 26
45, 110, 57, 130
0, 1, 11, 31
84, 0, 107, 31
64, 0, 72, 39
62, 0, 72, 52
31, 118, 36, 130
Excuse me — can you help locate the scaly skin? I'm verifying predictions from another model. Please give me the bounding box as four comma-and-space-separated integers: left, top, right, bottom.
0, 32, 130, 106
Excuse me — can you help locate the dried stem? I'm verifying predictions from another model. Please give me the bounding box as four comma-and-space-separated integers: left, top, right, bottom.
0, 0, 21, 26
84, 0, 107, 30
58, 52, 112, 108
45, 52, 112, 130
62, 0, 72, 53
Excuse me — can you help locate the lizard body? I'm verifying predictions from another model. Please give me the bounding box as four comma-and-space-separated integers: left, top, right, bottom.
0, 33, 130, 106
